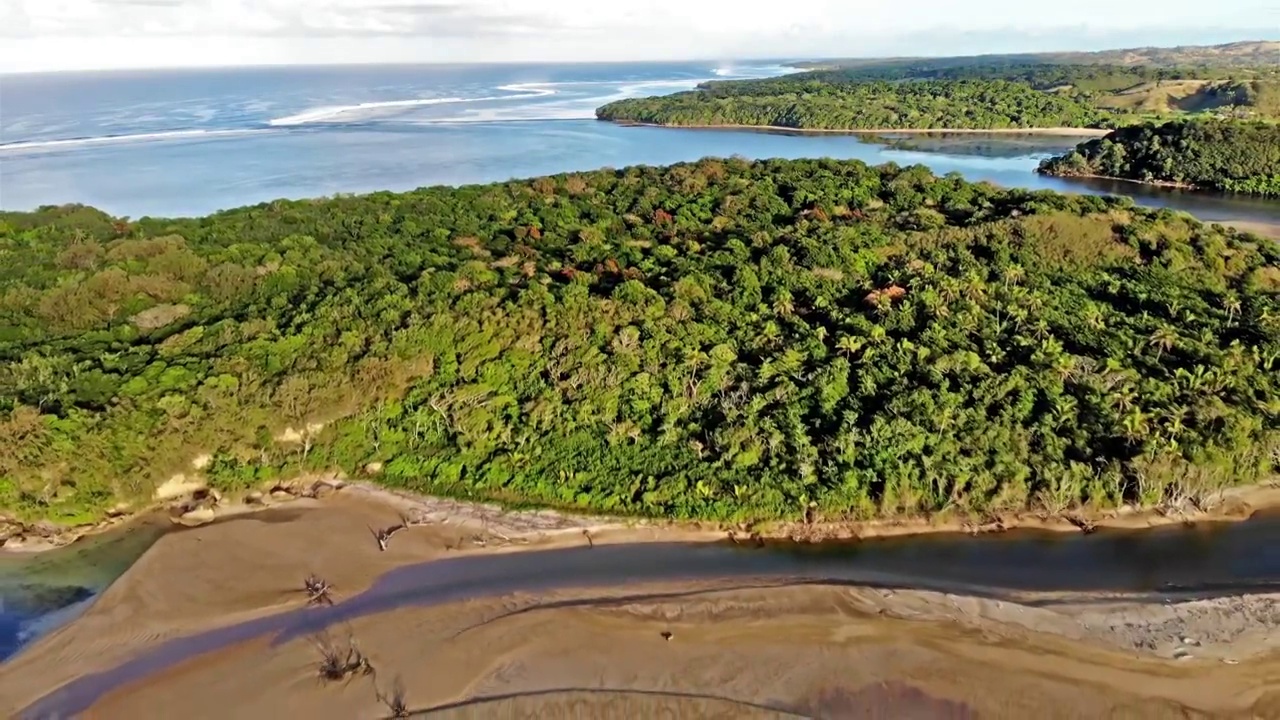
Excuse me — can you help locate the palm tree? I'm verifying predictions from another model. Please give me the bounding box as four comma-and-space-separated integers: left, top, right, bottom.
1225, 297, 1242, 327
773, 289, 794, 317
1001, 264, 1025, 289
1162, 404, 1188, 444
835, 335, 863, 358
1149, 327, 1177, 363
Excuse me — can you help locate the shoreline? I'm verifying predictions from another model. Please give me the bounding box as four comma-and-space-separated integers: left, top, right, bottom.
605, 120, 1112, 137
5, 485, 1280, 719
6, 472, 1279, 556
1036, 170, 1198, 190
1220, 219, 1280, 239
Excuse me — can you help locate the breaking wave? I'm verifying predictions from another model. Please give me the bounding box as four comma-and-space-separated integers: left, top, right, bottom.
0, 129, 262, 153
3, 66, 796, 153
266, 83, 558, 126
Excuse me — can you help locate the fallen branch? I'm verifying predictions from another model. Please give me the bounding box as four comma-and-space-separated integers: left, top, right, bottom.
303, 574, 335, 606
313, 635, 374, 682
375, 676, 410, 719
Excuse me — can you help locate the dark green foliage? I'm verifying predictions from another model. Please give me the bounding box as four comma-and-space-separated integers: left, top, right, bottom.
597, 79, 1107, 130
597, 51, 1280, 133
794, 40, 1280, 72
1, 159, 1278, 526
721, 64, 1239, 93
1038, 120, 1280, 195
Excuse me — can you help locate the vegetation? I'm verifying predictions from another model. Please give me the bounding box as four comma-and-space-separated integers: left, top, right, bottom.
599, 42, 1280, 132
2, 159, 1279, 528
1038, 119, 1280, 195
793, 40, 1280, 71
597, 79, 1109, 130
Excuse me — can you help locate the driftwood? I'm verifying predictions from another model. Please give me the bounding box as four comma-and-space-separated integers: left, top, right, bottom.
375, 677, 410, 718
303, 574, 335, 606
313, 635, 374, 682
370, 513, 432, 551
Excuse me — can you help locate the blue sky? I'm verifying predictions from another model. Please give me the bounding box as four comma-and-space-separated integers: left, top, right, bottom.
1, 0, 1276, 72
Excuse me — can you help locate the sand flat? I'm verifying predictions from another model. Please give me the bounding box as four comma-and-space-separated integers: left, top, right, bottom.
4, 494, 1280, 719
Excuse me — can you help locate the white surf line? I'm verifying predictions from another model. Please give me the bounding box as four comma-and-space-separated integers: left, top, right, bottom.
0, 128, 262, 153
402, 78, 727, 125
267, 84, 559, 127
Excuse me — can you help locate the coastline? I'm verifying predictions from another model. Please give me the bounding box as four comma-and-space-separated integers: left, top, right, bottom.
6, 471, 1279, 556
605, 120, 1112, 137
1222, 219, 1280, 239
4, 481, 1280, 719
1035, 170, 1197, 190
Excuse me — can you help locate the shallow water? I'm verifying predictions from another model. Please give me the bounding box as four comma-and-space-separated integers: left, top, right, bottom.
0, 518, 169, 661
17, 509, 1280, 718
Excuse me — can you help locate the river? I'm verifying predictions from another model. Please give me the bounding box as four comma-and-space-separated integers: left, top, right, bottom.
7, 506, 1280, 717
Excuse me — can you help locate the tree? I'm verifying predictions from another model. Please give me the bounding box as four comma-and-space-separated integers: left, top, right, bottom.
1149, 327, 1178, 363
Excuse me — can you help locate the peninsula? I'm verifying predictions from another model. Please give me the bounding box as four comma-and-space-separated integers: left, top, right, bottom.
1038, 119, 1280, 196
2, 159, 1278, 536
597, 41, 1279, 133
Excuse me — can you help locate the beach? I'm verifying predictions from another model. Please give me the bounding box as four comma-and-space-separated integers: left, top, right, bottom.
4, 485, 1280, 719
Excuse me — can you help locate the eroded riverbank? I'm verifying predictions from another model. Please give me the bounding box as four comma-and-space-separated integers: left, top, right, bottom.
5, 490, 1280, 718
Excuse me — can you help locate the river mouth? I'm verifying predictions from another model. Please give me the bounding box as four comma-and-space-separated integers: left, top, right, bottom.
12, 504, 1280, 719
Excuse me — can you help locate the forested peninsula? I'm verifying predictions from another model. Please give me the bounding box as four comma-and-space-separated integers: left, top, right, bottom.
1038, 120, 1280, 196
596, 78, 1108, 131
2, 159, 1279, 528
597, 42, 1279, 133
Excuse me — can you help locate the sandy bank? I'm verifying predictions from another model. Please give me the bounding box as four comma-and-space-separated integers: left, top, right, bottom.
1222, 219, 1280, 239
3, 489, 1280, 719
6, 474, 1280, 557
606, 120, 1112, 137
1036, 170, 1200, 190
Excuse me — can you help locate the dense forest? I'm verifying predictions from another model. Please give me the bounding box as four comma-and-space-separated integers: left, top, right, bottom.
794, 40, 1280, 71
1038, 120, 1280, 195
2, 159, 1279, 527
598, 49, 1280, 132
737, 64, 1246, 92
726, 64, 1280, 111
597, 79, 1108, 130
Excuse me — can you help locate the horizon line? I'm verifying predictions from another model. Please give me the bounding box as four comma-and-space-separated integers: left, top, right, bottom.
3, 35, 1275, 78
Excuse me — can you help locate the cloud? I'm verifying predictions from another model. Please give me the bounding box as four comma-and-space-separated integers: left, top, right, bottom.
0, 0, 563, 38
107, 0, 189, 6
0, 0, 1276, 72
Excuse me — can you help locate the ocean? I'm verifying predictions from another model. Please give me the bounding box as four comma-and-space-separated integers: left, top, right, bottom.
2, 61, 1278, 223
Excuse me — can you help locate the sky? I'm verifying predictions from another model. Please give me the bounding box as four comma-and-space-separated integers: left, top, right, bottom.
0, 0, 1276, 73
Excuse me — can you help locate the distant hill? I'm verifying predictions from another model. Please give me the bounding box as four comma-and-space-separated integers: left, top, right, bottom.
597, 41, 1280, 133
792, 40, 1280, 71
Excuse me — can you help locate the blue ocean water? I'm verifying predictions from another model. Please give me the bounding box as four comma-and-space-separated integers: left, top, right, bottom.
2, 62, 1278, 223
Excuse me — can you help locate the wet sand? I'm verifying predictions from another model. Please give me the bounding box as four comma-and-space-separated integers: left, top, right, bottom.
4, 492, 1280, 719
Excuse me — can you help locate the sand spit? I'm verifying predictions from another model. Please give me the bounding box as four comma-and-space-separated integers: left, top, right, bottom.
2, 491, 1279, 719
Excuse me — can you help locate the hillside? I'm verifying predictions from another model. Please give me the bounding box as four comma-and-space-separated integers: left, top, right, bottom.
793, 40, 1280, 71
1, 159, 1279, 526
670, 42, 1280, 128
597, 45, 1279, 133
1038, 120, 1280, 195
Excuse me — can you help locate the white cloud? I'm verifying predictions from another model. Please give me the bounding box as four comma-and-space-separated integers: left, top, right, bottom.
0, 0, 1276, 72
